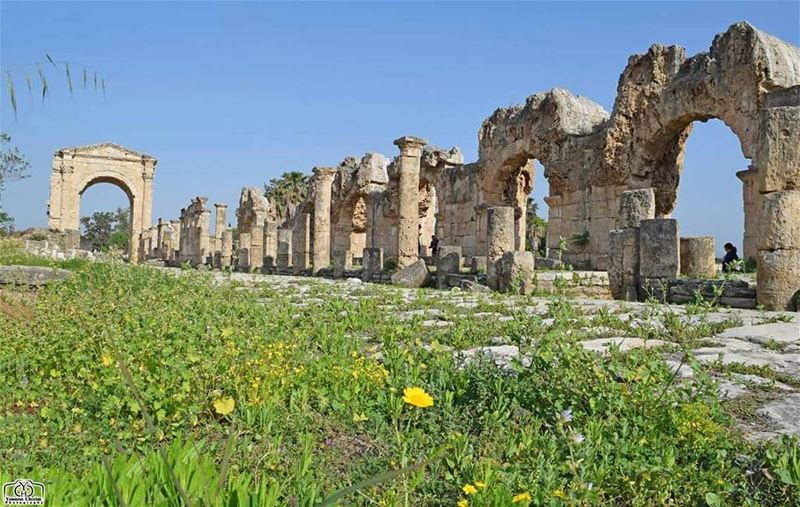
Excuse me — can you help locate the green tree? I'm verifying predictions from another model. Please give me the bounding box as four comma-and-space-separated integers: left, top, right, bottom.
526, 196, 548, 256
263, 170, 310, 221
80, 206, 130, 251
0, 133, 31, 234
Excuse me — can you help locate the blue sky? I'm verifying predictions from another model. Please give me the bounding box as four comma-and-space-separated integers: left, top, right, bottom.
1, 1, 798, 254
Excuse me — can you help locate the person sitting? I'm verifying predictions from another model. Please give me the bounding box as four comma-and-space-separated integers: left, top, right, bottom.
722, 242, 739, 272
429, 235, 439, 256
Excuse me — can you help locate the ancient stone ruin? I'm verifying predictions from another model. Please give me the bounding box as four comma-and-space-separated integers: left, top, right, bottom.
47, 22, 800, 310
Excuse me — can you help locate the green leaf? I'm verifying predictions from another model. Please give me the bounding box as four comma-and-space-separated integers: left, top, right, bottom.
25, 73, 32, 93
83, 67, 87, 89
46, 53, 56, 67
101, 76, 106, 96
705, 492, 722, 507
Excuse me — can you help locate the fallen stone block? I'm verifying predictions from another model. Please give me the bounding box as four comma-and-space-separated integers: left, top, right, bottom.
390, 259, 431, 288
0, 265, 73, 287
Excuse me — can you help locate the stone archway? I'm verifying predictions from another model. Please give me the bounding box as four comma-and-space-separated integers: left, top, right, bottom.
48, 143, 157, 262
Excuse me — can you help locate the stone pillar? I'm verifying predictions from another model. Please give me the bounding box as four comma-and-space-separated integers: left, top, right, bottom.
197, 207, 212, 266
238, 232, 252, 271
312, 167, 336, 273
486, 206, 515, 290
220, 230, 233, 268
250, 225, 264, 271
680, 237, 716, 278
362, 247, 383, 282
292, 212, 311, 274
394, 136, 427, 269
333, 250, 353, 279
264, 221, 278, 260
277, 228, 293, 269
639, 218, 679, 300
756, 104, 800, 310
436, 245, 462, 289
736, 167, 761, 262
214, 203, 227, 243
515, 206, 526, 252
608, 188, 656, 301
170, 219, 181, 262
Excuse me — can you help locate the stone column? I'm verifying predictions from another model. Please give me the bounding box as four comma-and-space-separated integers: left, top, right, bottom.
197, 207, 212, 266
639, 218, 679, 300
238, 232, 251, 271
292, 212, 311, 274
250, 224, 264, 271
277, 228, 293, 269
394, 136, 427, 269
736, 167, 760, 262
515, 206, 527, 252
170, 219, 181, 262
214, 203, 227, 243
264, 221, 278, 261
312, 167, 336, 273
220, 230, 233, 268
680, 237, 716, 278
486, 206, 515, 290
608, 188, 656, 300
756, 104, 800, 310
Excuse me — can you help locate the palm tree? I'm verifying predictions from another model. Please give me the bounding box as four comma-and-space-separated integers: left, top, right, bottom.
264, 171, 310, 221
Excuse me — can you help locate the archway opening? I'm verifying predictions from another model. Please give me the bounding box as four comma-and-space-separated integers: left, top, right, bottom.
671, 118, 752, 270
79, 181, 133, 252
527, 159, 549, 257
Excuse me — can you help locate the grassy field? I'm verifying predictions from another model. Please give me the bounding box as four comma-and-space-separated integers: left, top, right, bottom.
0, 240, 798, 505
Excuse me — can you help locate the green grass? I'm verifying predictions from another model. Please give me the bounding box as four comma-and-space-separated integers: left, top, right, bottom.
0, 238, 90, 270
0, 243, 798, 505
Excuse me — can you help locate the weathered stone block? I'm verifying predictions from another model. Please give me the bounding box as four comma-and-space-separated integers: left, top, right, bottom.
758, 106, 800, 193
680, 237, 716, 278
758, 190, 800, 250
362, 248, 383, 282
607, 229, 624, 299
391, 259, 431, 288
639, 219, 679, 279
333, 250, 352, 279
437, 246, 462, 274
495, 251, 535, 294
0, 266, 72, 286
471, 256, 487, 274
461, 279, 490, 292
616, 188, 655, 229
757, 249, 800, 311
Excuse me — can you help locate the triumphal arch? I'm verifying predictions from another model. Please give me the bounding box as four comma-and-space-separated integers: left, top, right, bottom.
47, 143, 157, 262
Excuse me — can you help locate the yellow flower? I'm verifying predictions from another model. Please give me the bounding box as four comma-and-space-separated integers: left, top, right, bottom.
457, 500, 469, 507
513, 492, 532, 503
552, 489, 567, 499
101, 354, 114, 367
474, 481, 486, 489
213, 396, 235, 415
402, 387, 434, 408
462, 484, 478, 495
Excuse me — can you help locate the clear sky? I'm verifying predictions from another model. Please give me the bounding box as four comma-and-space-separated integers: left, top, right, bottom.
1, 1, 798, 255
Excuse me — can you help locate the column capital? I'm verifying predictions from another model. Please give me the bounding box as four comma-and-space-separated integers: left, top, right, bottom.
393, 136, 428, 155
736, 166, 759, 182
312, 166, 337, 179
214, 202, 228, 209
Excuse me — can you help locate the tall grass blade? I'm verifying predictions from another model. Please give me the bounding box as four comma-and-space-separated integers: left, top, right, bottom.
65, 63, 73, 96
37, 65, 48, 102
83, 67, 88, 89
6, 73, 16, 119
46, 53, 56, 67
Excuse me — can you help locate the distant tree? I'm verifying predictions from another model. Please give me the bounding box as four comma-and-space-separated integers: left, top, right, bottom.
80, 206, 130, 251
526, 196, 548, 255
263, 171, 310, 221
0, 133, 31, 234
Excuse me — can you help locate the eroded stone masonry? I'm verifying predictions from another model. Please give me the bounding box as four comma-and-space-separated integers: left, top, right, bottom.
48, 22, 800, 310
